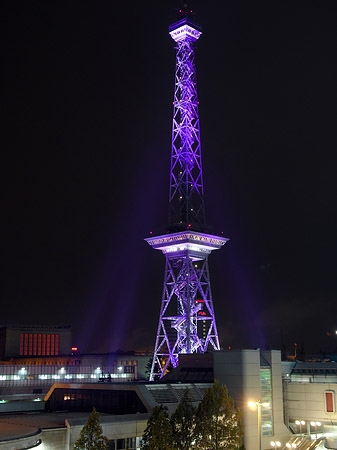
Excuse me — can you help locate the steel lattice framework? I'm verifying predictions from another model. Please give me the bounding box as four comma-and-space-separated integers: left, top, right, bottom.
146, 16, 228, 381
169, 22, 204, 230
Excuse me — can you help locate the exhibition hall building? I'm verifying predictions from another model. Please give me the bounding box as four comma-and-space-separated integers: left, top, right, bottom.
0, 327, 337, 450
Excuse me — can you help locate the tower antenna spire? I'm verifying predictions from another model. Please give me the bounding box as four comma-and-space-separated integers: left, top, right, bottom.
176, 1, 196, 21
146, 11, 228, 381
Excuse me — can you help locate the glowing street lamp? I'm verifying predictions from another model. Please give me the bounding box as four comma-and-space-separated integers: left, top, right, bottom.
249, 400, 270, 450
310, 421, 321, 438
295, 420, 306, 435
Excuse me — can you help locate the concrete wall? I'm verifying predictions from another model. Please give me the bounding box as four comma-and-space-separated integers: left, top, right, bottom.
1, 327, 72, 359
0, 432, 43, 450
285, 381, 337, 425
40, 428, 67, 450
4, 328, 20, 359
214, 349, 290, 450
262, 351, 291, 445
214, 349, 262, 450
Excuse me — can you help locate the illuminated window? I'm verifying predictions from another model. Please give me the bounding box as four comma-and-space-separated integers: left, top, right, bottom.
20, 333, 24, 355
260, 367, 273, 436
55, 334, 60, 355
51, 335, 55, 356
38, 334, 42, 355
42, 334, 46, 355
33, 334, 37, 355
29, 334, 33, 355
24, 334, 29, 355
47, 335, 51, 355
325, 391, 335, 413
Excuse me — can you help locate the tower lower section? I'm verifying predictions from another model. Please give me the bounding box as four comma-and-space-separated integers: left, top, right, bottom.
145, 231, 228, 381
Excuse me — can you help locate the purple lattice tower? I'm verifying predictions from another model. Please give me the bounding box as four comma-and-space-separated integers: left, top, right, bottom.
146, 14, 228, 381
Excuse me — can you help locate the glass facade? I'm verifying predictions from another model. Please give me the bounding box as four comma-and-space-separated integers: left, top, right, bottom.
0, 364, 136, 387
260, 367, 273, 436
46, 387, 147, 414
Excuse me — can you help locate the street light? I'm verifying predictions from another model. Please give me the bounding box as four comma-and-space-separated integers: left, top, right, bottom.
310, 421, 321, 438
295, 420, 306, 435
271, 441, 281, 449
249, 400, 270, 450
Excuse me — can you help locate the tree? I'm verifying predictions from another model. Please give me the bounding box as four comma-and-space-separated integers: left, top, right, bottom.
171, 389, 196, 450
73, 407, 109, 450
144, 357, 153, 380
142, 405, 173, 450
195, 379, 243, 450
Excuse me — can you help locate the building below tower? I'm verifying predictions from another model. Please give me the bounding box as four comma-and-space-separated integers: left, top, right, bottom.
1, 349, 337, 450
0, 326, 72, 360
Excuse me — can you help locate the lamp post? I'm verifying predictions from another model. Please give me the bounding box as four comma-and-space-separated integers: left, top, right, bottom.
249, 400, 270, 450
295, 420, 306, 435
310, 421, 321, 439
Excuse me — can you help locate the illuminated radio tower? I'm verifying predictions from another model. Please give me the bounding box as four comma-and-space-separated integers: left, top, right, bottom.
146, 7, 228, 381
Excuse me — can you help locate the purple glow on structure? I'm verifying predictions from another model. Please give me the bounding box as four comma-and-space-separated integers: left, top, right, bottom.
168, 19, 205, 231
148, 18, 226, 381
77, 153, 167, 354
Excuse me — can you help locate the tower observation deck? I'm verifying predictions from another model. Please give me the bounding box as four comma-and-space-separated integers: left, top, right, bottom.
146, 10, 228, 381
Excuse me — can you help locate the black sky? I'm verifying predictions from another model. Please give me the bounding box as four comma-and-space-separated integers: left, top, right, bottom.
2, 1, 337, 356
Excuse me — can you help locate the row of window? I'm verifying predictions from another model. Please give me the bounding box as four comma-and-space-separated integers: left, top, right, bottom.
292, 368, 337, 375
16, 360, 81, 366
108, 437, 142, 450
0, 373, 133, 382
20, 333, 60, 356
14, 358, 138, 366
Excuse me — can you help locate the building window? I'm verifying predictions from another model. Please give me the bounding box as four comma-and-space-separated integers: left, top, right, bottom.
24, 334, 29, 355
260, 367, 273, 436
325, 391, 335, 413
51, 335, 55, 356
33, 334, 37, 355
127, 438, 136, 449
29, 334, 33, 355
55, 334, 60, 355
38, 334, 42, 355
19, 332, 61, 356
20, 333, 24, 355
42, 334, 46, 355
47, 335, 51, 355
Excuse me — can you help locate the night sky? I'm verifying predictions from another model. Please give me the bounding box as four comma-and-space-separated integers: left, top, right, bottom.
3, 1, 337, 356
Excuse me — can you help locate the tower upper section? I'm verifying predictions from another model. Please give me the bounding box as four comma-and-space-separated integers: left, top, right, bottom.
168, 17, 205, 232
169, 18, 202, 43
